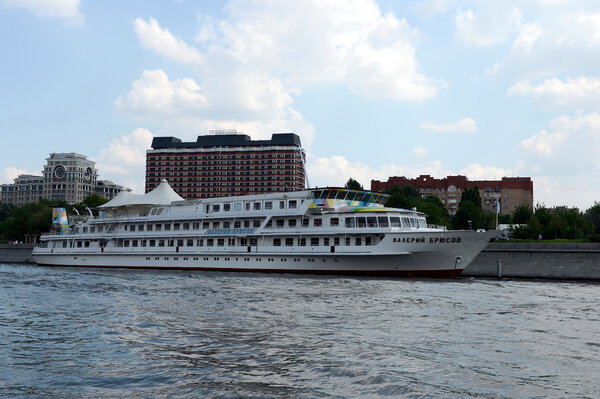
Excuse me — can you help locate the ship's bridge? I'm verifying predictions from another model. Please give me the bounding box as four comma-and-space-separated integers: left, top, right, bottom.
309, 188, 390, 208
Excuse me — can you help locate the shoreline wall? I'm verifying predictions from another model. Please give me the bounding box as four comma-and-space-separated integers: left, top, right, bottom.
0, 244, 35, 264
464, 242, 600, 280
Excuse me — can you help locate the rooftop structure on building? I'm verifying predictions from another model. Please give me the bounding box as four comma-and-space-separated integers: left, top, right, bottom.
145, 131, 306, 199
0, 153, 130, 206
371, 175, 533, 215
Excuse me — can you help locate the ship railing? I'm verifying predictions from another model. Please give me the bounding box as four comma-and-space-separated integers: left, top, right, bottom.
427, 224, 447, 230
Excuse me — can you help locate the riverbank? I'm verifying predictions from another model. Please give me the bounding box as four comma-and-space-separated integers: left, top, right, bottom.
0, 243, 35, 263
464, 242, 600, 280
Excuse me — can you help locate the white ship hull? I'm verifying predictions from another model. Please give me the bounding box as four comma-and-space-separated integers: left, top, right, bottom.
34, 230, 495, 277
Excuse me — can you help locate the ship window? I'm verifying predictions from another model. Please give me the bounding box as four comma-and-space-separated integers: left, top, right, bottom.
288, 219, 297, 227
207, 239, 214, 247
228, 238, 235, 246
254, 202, 261, 210
77, 241, 83, 248
234, 202, 242, 211
311, 237, 319, 246
378, 217, 389, 227
138, 224, 144, 231
243, 220, 251, 228
401, 217, 410, 227
330, 218, 339, 227
149, 240, 156, 247
203, 222, 209, 229
187, 239, 193, 247
279, 201, 285, 209
177, 239, 184, 247
265, 220, 272, 228
224, 203, 231, 212
98, 226, 103, 232
334, 237, 340, 246
141, 240, 147, 247
345, 237, 351, 246
346, 191, 358, 201
156, 208, 163, 215
250, 238, 258, 246
418, 219, 427, 228
298, 238, 306, 246
253, 220, 261, 228
274, 238, 281, 246
367, 217, 377, 227
217, 239, 224, 246
197, 239, 204, 246
213, 204, 220, 212
193, 222, 200, 229
213, 221, 221, 228
183, 223, 190, 230
285, 238, 293, 246
168, 240, 175, 247
62, 242, 67, 248
355, 237, 362, 246
246, 203, 251, 211
323, 237, 330, 246
390, 217, 401, 227
365, 237, 372, 246
223, 221, 231, 228
265, 201, 273, 210
85, 241, 90, 248
314, 218, 322, 227
357, 217, 366, 227
234, 221, 241, 228
174, 223, 180, 231
335, 190, 346, 199
147, 224, 153, 231
302, 218, 309, 227
276, 219, 284, 228
123, 240, 129, 247
410, 218, 417, 228
156, 224, 162, 231
158, 240, 165, 247
90, 226, 95, 233
345, 218, 355, 228
83, 227, 88, 233
130, 225, 135, 232
289, 200, 297, 209
150, 208, 157, 215
165, 224, 171, 231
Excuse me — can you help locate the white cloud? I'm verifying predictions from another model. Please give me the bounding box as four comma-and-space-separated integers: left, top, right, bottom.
0, 167, 39, 184
134, 17, 204, 65
3, 0, 83, 25
420, 117, 477, 133
459, 164, 509, 180
507, 77, 600, 108
412, 146, 429, 157
94, 129, 154, 192
455, 6, 522, 46
307, 155, 448, 189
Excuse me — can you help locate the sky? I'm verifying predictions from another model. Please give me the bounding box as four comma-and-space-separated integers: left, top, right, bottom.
2, 0, 600, 210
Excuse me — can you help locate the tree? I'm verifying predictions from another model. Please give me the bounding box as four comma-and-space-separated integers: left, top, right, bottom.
451, 187, 484, 230
511, 204, 533, 224
344, 178, 363, 190
584, 202, 600, 233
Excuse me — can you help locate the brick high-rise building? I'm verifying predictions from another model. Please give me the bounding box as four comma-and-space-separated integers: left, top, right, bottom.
371, 175, 533, 215
145, 131, 307, 199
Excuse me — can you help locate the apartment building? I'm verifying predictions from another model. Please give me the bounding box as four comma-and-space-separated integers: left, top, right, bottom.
371, 175, 533, 215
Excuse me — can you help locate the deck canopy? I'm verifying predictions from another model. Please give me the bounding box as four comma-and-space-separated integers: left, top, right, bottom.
98, 179, 184, 208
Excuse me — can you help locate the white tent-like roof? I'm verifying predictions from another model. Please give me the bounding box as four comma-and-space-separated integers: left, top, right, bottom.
99, 179, 184, 208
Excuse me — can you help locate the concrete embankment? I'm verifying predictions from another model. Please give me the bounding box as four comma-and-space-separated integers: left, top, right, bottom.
464, 242, 600, 280
0, 243, 35, 263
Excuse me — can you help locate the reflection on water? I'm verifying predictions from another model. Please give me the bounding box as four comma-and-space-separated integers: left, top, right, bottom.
1, 264, 599, 398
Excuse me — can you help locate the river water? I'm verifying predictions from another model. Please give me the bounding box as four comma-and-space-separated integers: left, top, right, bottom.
1, 263, 599, 398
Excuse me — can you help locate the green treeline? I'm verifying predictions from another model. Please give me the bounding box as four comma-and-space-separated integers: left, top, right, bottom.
0, 195, 108, 242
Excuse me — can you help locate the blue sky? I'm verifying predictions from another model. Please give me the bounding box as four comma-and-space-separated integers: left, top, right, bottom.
2, 0, 600, 210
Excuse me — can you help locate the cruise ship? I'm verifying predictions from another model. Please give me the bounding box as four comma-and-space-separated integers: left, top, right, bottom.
33, 180, 496, 277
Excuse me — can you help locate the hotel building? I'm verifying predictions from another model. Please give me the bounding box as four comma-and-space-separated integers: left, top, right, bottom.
371, 175, 533, 215
145, 131, 306, 199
